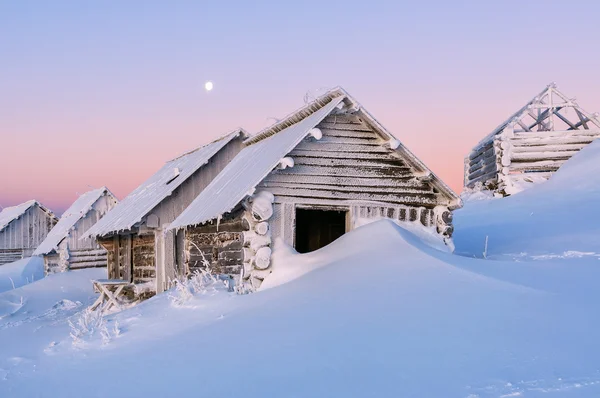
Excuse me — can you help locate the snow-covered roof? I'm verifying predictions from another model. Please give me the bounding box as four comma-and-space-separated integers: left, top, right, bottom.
474, 83, 600, 150
169, 87, 460, 230
85, 130, 246, 237
33, 187, 116, 255
0, 200, 56, 234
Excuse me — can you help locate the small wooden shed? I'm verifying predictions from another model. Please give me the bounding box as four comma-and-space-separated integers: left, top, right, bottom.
84, 130, 247, 295
168, 87, 461, 290
33, 187, 118, 273
465, 83, 600, 196
0, 200, 58, 265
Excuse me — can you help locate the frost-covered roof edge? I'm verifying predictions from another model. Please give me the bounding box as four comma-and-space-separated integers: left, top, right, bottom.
83, 129, 246, 238
472, 83, 600, 151
0, 200, 57, 234
33, 187, 117, 256
337, 87, 462, 209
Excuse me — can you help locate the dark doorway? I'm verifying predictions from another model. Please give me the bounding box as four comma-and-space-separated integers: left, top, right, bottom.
295, 208, 347, 253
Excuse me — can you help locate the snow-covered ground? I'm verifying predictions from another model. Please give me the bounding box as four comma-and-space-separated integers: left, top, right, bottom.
1, 142, 599, 397
454, 140, 600, 261
0, 257, 44, 294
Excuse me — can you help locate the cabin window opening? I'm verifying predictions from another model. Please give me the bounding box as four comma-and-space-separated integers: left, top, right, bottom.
294, 208, 348, 253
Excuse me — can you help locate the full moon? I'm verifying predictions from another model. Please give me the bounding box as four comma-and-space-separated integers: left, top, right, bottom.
204, 81, 214, 91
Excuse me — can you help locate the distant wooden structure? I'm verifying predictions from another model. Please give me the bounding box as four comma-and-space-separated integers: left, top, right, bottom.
33, 187, 118, 273
84, 130, 247, 296
465, 83, 600, 196
0, 200, 58, 265
168, 87, 461, 290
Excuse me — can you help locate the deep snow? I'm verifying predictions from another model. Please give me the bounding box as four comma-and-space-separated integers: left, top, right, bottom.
1, 141, 600, 397
1, 220, 599, 397
454, 140, 600, 260
0, 257, 44, 294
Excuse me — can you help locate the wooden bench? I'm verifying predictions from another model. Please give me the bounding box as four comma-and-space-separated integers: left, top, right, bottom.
90, 279, 131, 312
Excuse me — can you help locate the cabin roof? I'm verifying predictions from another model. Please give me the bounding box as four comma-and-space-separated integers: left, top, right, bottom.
169, 87, 461, 230
0, 200, 56, 234
33, 187, 116, 256
473, 83, 600, 150
85, 129, 246, 237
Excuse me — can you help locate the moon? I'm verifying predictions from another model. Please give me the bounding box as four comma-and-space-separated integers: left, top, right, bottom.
204, 81, 214, 92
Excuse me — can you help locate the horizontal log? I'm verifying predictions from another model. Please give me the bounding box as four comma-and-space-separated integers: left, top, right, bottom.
512, 129, 600, 139
468, 144, 497, 165
470, 140, 495, 158
510, 150, 578, 162
296, 141, 390, 153
262, 173, 424, 188
69, 255, 108, 263
467, 162, 497, 181
69, 261, 106, 269
292, 156, 409, 170
468, 153, 498, 174
288, 148, 398, 161
507, 160, 564, 172
267, 187, 438, 206
317, 136, 382, 145
317, 122, 373, 132
466, 168, 498, 187
510, 136, 596, 147
319, 128, 377, 139
321, 114, 363, 124
275, 165, 415, 179
69, 249, 107, 256
261, 181, 433, 195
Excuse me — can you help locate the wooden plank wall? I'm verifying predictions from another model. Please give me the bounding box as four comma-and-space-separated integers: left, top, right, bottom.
0, 205, 57, 252
259, 114, 440, 208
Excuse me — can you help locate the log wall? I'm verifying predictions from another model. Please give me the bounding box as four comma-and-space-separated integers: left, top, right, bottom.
0, 205, 57, 262
185, 214, 247, 276
465, 128, 600, 195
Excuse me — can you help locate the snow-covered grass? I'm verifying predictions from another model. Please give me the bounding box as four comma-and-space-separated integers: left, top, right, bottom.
0, 257, 44, 294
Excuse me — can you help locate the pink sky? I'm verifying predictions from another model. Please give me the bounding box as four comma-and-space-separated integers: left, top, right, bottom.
2, 1, 599, 214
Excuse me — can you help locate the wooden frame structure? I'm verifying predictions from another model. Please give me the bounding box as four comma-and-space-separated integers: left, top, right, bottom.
465, 83, 600, 196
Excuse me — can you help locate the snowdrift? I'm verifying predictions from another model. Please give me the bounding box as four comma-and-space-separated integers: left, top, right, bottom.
2, 221, 599, 397
0, 257, 44, 294
454, 139, 600, 260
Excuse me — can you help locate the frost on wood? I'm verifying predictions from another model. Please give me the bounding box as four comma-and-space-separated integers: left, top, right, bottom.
464, 83, 600, 197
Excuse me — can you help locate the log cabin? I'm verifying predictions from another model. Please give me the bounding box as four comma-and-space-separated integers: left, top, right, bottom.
33, 187, 118, 273
465, 83, 600, 196
0, 200, 58, 265
83, 130, 247, 296
168, 87, 462, 290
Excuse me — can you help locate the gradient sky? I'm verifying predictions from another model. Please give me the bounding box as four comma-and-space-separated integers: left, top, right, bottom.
2, 0, 599, 215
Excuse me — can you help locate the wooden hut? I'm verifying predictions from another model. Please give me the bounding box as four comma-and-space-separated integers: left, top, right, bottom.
33, 187, 118, 273
0, 200, 58, 265
465, 83, 600, 196
168, 87, 461, 290
84, 130, 247, 295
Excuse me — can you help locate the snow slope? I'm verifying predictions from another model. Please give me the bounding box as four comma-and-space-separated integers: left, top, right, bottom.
0, 257, 44, 294
1, 221, 599, 397
454, 139, 600, 260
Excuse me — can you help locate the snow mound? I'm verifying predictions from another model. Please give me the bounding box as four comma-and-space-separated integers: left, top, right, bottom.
454, 139, 600, 260
0, 257, 44, 294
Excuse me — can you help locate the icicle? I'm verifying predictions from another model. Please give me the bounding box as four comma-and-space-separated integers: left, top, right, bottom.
216, 214, 222, 232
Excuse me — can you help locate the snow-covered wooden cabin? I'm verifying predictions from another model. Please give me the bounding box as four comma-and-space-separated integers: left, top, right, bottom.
33, 187, 118, 274
83, 130, 247, 295
0, 200, 58, 265
465, 83, 600, 196
168, 87, 461, 290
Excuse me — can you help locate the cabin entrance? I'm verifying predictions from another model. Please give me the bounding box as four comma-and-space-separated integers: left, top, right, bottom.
294, 208, 348, 253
